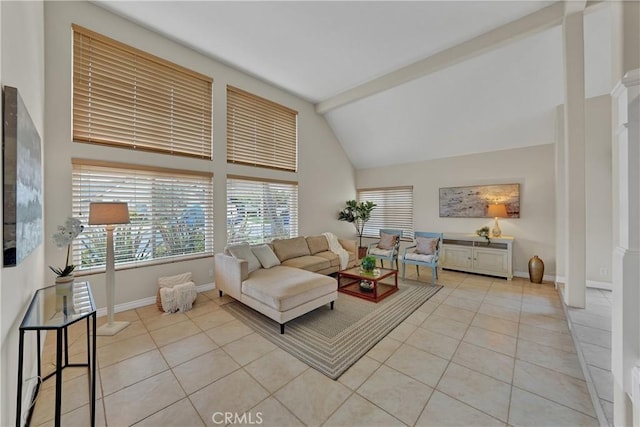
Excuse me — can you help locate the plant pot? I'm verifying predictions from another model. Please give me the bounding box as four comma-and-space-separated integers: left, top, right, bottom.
55, 277, 74, 315
358, 247, 368, 259
55, 275, 74, 284
528, 255, 544, 284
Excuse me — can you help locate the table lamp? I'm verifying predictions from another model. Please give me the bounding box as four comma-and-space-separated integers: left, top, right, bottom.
487, 203, 508, 238
89, 202, 130, 335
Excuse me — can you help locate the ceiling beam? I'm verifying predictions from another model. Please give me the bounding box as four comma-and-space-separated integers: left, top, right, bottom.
565, 0, 587, 15
316, 2, 569, 115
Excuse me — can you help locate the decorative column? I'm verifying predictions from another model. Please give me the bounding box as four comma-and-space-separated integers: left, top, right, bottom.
561, 10, 586, 308
611, 69, 640, 427
611, 0, 640, 425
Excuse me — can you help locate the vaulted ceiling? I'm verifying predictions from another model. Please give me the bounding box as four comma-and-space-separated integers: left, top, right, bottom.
93, 1, 612, 169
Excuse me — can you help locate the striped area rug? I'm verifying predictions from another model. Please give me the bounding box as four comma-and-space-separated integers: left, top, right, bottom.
223, 279, 442, 380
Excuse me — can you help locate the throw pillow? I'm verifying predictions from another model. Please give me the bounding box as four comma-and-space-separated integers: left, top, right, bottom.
226, 243, 261, 273
415, 237, 438, 255
377, 232, 399, 250
252, 244, 281, 268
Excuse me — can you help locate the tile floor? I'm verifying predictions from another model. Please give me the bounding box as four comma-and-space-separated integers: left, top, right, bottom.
565, 287, 614, 426
29, 269, 601, 427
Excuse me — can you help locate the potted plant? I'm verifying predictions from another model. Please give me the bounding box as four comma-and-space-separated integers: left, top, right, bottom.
360, 255, 376, 272
338, 200, 376, 258
50, 217, 84, 283
476, 226, 491, 244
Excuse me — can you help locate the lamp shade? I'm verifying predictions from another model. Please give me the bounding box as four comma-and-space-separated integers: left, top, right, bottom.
88, 202, 130, 225
487, 203, 508, 218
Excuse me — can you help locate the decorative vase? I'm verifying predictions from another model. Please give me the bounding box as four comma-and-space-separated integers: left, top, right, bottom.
528, 256, 544, 284
55, 276, 74, 315
357, 246, 368, 260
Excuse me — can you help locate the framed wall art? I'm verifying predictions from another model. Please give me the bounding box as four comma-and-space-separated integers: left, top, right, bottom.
3, 85, 43, 266
439, 183, 520, 218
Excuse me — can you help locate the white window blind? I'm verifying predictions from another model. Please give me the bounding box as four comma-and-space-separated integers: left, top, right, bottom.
227, 86, 297, 172
73, 24, 213, 159
226, 176, 298, 245
72, 160, 214, 271
358, 186, 414, 239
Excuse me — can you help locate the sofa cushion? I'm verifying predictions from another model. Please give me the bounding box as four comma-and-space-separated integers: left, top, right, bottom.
306, 235, 329, 255
226, 243, 261, 273
242, 266, 337, 311
405, 252, 435, 263
272, 236, 311, 262
252, 244, 281, 268
281, 255, 331, 272
315, 251, 341, 268
369, 247, 394, 257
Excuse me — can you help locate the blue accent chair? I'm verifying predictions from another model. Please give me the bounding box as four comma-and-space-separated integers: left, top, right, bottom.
401, 232, 443, 284
367, 229, 403, 269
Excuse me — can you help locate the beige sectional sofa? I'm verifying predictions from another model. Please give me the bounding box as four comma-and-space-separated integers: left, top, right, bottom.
215, 235, 357, 333
271, 235, 357, 274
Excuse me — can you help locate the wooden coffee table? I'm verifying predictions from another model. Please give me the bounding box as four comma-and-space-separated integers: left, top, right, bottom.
337, 267, 398, 303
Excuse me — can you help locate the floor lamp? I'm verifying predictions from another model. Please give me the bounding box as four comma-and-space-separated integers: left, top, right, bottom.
89, 202, 130, 336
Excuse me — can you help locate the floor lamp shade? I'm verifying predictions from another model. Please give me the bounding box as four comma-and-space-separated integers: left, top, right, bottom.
487, 203, 508, 238
89, 202, 130, 336
88, 202, 130, 226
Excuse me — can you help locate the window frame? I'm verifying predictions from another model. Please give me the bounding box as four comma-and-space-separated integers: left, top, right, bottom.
72, 24, 213, 159
358, 186, 414, 240
71, 159, 214, 273
226, 175, 299, 246
226, 85, 298, 172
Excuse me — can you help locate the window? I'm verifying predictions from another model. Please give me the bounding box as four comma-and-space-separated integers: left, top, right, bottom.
227, 86, 297, 172
72, 24, 213, 159
226, 176, 298, 245
358, 186, 414, 239
72, 160, 213, 271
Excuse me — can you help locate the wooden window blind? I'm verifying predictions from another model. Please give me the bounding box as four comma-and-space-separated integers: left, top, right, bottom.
226, 175, 298, 245
72, 24, 213, 159
358, 186, 414, 239
71, 159, 214, 271
227, 86, 297, 172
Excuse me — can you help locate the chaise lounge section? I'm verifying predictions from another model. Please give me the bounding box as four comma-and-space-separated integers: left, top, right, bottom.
215, 234, 357, 333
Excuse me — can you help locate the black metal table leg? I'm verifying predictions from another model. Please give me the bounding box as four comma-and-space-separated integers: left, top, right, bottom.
55, 328, 63, 427
90, 313, 96, 426
16, 330, 25, 427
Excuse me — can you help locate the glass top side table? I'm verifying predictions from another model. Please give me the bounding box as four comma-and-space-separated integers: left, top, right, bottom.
17, 281, 97, 427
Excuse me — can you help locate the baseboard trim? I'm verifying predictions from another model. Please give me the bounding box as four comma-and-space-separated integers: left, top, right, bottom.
586, 280, 612, 291
513, 270, 556, 282
96, 282, 216, 317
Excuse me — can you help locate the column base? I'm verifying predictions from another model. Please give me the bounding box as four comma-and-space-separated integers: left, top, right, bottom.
96, 320, 130, 336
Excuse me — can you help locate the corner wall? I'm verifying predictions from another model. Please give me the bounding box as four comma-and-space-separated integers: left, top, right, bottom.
0, 2, 46, 425
357, 144, 556, 278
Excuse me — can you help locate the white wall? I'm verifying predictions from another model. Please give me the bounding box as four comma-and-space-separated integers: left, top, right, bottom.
585, 94, 613, 285
555, 95, 613, 285
44, 1, 354, 311
357, 144, 556, 277
0, 1, 45, 425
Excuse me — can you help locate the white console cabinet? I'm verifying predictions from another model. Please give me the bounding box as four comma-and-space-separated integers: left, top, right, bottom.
441, 233, 513, 280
